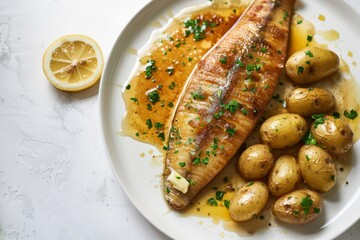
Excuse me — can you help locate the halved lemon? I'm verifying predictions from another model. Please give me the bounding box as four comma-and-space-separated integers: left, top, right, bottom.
42, 34, 104, 92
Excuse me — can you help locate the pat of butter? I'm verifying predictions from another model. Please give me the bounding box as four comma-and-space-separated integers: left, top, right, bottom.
167, 169, 189, 194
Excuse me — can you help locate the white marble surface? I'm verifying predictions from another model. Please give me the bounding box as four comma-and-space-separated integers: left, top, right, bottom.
0, 0, 359, 239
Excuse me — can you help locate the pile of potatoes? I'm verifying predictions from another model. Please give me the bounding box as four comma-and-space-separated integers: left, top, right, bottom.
229, 46, 355, 225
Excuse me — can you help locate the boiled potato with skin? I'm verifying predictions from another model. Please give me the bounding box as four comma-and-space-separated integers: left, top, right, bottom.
260, 113, 308, 149
286, 46, 339, 84
298, 145, 337, 192
238, 144, 274, 180
286, 88, 335, 117
310, 115, 354, 155
229, 181, 269, 222
268, 155, 301, 197
272, 189, 323, 225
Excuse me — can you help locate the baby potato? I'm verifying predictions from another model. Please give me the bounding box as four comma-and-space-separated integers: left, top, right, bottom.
238, 144, 274, 180
298, 145, 337, 192
286, 88, 335, 117
229, 181, 269, 222
268, 155, 301, 197
286, 46, 339, 84
260, 113, 308, 149
272, 189, 323, 225
310, 115, 354, 155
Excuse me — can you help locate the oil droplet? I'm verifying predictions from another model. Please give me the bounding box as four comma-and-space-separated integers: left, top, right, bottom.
317, 14, 326, 21
353, 61, 357, 67
219, 232, 226, 238
148, 149, 154, 155
140, 152, 145, 157
127, 47, 137, 55
347, 51, 353, 57
151, 20, 163, 28
198, 220, 204, 225
317, 29, 340, 41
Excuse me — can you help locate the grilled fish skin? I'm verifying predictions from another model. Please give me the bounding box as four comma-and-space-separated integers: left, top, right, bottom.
163, 0, 296, 210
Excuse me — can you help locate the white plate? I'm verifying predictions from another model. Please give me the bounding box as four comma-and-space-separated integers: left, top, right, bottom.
99, 0, 360, 239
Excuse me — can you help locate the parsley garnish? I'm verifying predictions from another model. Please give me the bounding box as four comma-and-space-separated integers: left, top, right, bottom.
184, 18, 209, 41
301, 195, 313, 215
191, 88, 206, 100
130, 97, 138, 103
146, 119, 153, 129
222, 100, 240, 113
148, 89, 160, 104
168, 81, 176, 90
305, 50, 314, 57
219, 55, 228, 64
179, 162, 186, 167
207, 197, 218, 206
298, 66, 304, 74
145, 60, 157, 79
216, 191, 225, 201
126, 84, 131, 90
224, 200, 230, 209
344, 109, 358, 120
157, 132, 165, 141
297, 19, 303, 24
303, 131, 317, 145
226, 127, 236, 136
312, 113, 326, 128
166, 66, 174, 75
235, 59, 245, 67
155, 122, 164, 129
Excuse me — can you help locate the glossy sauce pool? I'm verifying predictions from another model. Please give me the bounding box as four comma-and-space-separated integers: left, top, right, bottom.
121, 0, 360, 236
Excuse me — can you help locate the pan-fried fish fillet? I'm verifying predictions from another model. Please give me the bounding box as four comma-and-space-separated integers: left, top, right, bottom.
163, 0, 296, 210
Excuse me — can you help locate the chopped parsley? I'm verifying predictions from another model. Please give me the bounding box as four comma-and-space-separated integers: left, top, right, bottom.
297, 19, 303, 24
224, 200, 230, 209
207, 197, 218, 206
146, 103, 152, 111
191, 88, 206, 100
312, 113, 326, 128
125, 84, 131, 90
344, 109, 358, 120
303, 131, 317, 145
226, 127, 236, 137
148, 89, 160, 104
146, 119, 153, 129
219, 55, 228, 64
166, 66, 174, 75
216, 191, 225, 201
130, 97, 138, 103
333, 111, 341, 118
168, 81, 176, 90
154, 122, 164, 129
298, 66, 304, 74
145, 60, 157, 79
184, 18, 209, 41
283, 10, 289, 21
247, 181, 254, 186
305, 50, 314, 57
222, 100, 240, 113
300, 195, 313, 215
235, 59, 245, 67
241, 107, 248, 115
179, 162, 186, 167
157, 132, 165, 141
